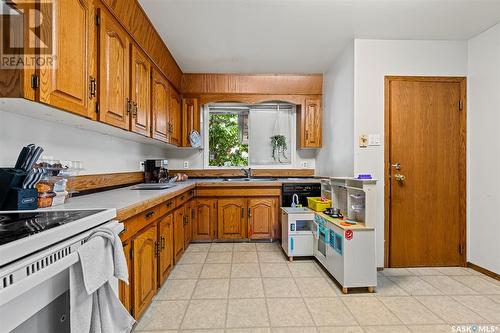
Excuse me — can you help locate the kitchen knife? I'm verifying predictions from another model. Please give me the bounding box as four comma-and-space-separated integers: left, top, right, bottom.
14, 146, 30, 169
21, 144, 35, 170
24, 146, 44, 171
22, 169, 35, 189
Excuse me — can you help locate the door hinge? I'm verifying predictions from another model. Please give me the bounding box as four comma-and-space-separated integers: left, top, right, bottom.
95, 13, 101, 26
89, 76, 97, 98
95, 102, 100, 114
459, 244, 465, 255
458, 100, 463, 111
31, 74, 39, 89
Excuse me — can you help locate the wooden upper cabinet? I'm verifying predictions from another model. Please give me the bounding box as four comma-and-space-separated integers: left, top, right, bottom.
218, 198, 246, 240
119, 241, 132, 314
132, 223, 157, 319
97, 7, 130, 130
300, 98, 322, 148
169, 88, 182, 146
151, 69, 170, 142
173, 207, 184, 262
194, 199, 216, 241
248, 198, 277, 240
38, 0, 95, 118
158, 213, 173, 285
181, 98, 200, 147
130, 44, 151, 136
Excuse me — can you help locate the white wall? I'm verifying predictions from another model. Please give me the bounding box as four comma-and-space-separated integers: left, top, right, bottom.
354, 39, 468, 266
0, 110, 169, 174
316, 41, 354, 178
467, 24, 500, 274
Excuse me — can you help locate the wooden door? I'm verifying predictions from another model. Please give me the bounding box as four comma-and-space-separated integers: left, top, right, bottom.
385, 76, 466, 267
119, 241, 132, 314
133, 223, 157, 319
194, 199, 217, 240
182, 98, 200, 147
218, 199, 246, 239
184, 201, 193, 247
130, 44, 151, 136
98, 7, 130, 129
169, 88, 182, 146
173, 207, 184, 262
39, 0, 95, 118
151, 69, 170, 142
158, 214, 173, 285
248, 198, 277, 240
302, 98, 322, 148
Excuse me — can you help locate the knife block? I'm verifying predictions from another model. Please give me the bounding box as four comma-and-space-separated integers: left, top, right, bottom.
2, 187, 38, 210
0, 168, 29, 209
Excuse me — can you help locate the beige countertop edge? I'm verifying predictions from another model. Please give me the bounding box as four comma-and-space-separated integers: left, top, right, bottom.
316, 212, 375, 231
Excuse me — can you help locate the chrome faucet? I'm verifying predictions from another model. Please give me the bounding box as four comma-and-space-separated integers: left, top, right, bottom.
241, 168, 252, 179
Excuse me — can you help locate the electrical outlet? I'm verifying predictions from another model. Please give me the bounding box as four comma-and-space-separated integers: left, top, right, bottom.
183, 161, 189, 169
301, 161, 308, 168
368, 134, 381, 146
139, 161, 144, 171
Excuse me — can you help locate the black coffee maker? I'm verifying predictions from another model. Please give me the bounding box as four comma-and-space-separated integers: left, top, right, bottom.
144, 159, 169, 183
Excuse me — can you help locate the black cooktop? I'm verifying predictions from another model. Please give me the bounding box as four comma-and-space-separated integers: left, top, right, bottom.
0, 210, 105, 246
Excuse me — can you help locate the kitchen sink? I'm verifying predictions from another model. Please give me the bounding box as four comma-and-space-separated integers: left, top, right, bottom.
222, 178, 278, 182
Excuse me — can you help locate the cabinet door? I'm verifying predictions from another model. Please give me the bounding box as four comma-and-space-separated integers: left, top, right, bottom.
133, 223, 157, 319
302, 98, 322, 148
184, 201, 192, 248
158, 213, 173, 285
119, 241, 132, 314
173, 207, 184, 263
248, 198, 278, 240
130, 44, 151, 136
217, 199, 246, 240
151, 69, 170, 142
169, 88, 182, 146
194, 199, 217, 240
98, 7, 130, 129
182, 98, 200, 147
39, 0, 95, 118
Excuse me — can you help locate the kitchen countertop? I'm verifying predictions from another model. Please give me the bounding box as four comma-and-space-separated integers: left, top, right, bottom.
317, 212, 374, 231
43, 178, 320, 221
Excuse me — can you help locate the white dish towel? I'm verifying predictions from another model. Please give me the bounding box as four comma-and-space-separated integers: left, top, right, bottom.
70, 226, 135, 333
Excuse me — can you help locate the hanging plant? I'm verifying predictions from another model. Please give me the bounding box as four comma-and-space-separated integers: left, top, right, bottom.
271, 134, 288, 163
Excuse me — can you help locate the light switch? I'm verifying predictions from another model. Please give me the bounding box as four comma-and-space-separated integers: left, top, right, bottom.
368, 134, 381, 146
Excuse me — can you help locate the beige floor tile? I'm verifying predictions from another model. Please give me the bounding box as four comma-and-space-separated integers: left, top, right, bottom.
260, 263, 291, 277
407, 324, 454, 333
266, 298, 314, 327
192, 279, 229, 299
273, 327, 318, 333
181, 299, 227, 329
380, 268, 414, 276
436, 267, 479, 276
210, 243, 234, 252
206, 251, 233, 264
451, 276, 500, 294
378, 296, 443, 325
229, 278, 264, 298
342, 297, 402, 326
288, 262, 323, 277
231, 263, 261, 278
407, 268, 444, 276
178, 252, 207, 264
168, 264, 203, 279
305, 298, 357, 326
226, 298, 270, 328
317, 327, 364, 333
258, 251, 286, 263
420, 275, 477, 295
233, 251, 259, 263
233, 242, 257, 252
256, 242, 281, 252
295, 277, 337, 297
375, 275, 409, 296
200, 264, 231, 278
488, 294, 500, 304
227, 328, 271, 333
185, 243, 211, 253
155, 279, 197, 300
263, 277, 301, 297
182, 330, 223, 333
135, 300, 188, 330
362, 326, 411, 333
388, 276, 442, 295
134, 330, 178, 333
416, 295, 489, 324
453, 295, 500, 323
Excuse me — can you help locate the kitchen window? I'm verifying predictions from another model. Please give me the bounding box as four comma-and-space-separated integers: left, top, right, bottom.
206, 103, 295, 168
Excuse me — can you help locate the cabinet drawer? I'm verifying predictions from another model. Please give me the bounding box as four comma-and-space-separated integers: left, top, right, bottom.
159, 198, 176, 216
136, 204, 161, 227
176, 189, 193, 207
120, 215, 142, 242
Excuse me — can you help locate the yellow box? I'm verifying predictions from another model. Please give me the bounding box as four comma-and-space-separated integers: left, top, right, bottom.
307, 197, 331, 212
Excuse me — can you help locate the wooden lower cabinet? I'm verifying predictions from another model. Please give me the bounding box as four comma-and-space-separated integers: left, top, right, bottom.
193, 199, 217, 240
132, 223, 158, 319
218, 198, 247, 239
158, 214, 174, 286
248, 197, 278, 240
119, 241, 132, 314
173, 207, 185, 263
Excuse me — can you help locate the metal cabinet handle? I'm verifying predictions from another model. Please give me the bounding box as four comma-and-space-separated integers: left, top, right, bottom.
241, 207, 244, 218
166, 201, 173, 207
132, 102, 138, 118
145, 211, 155, 218
161, 236, 165, 250
126, 98, 132, 115
248, 208, 252, 218
119, 228, 127, 236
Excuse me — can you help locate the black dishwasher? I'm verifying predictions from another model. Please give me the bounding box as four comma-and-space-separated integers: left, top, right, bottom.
281, 183, 321, 208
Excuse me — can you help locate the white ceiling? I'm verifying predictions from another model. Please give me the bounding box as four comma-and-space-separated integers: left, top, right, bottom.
139, 0, 500, 73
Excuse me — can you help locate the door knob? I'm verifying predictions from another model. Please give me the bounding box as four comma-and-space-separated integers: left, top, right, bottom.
394, 174, 406, 182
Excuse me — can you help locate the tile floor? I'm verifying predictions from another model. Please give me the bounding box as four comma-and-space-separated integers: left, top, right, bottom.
134, 242, 500, 333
